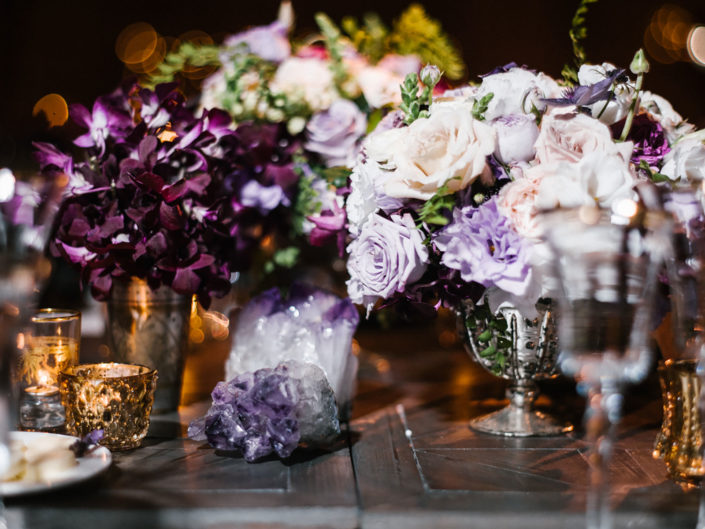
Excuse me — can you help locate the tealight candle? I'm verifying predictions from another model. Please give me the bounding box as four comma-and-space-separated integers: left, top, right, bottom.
19, 309, 80, 431
59, 363, 157, 451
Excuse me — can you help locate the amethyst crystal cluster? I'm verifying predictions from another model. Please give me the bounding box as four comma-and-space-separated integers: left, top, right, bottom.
225, 284, 360, 409
190, 285, 359, 462
188, 361, 339, 462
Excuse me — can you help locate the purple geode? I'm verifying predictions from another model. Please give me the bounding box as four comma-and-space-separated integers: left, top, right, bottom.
188, 360, 340, 462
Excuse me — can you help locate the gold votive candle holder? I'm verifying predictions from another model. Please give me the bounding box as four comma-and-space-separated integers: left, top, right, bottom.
19, 309, 81, 431
59, 363, 157, 451
653, 359, 704, 485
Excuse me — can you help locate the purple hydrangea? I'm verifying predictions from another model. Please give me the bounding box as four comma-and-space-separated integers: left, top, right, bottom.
434, 197, 531, 296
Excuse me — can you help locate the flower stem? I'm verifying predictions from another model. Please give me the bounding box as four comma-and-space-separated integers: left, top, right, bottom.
618, 73, 643, 142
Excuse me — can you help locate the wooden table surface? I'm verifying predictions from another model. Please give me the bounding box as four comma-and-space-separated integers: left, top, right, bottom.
4, 320, 700, 529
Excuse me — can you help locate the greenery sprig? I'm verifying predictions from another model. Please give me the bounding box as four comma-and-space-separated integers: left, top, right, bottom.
561, 0, 600, 85
315, 13, 353, 98
472, 93, 494, 121
417, 179, 459, 229
146, 42, 221, 88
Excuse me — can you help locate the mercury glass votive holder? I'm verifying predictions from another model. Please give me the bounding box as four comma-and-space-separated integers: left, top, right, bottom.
19, 309, 81, 431
59, 363, 157, 451
653, 359, 704, 485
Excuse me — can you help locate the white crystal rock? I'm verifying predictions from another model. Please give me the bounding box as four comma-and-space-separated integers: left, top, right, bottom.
225, 284, 360, 412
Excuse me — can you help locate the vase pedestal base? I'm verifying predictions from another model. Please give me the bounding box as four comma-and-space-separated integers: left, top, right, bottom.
469, 405, 573, 437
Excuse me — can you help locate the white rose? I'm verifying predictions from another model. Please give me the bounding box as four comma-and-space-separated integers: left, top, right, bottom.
270, 57, 339, 112
577, 63, 633, 125
535, 109, 633, 164
534, 152, 637, 210
475, 67, 562, 121
640, 90, 696, 143
375, 103, 496, 200
661, 139, 705, 182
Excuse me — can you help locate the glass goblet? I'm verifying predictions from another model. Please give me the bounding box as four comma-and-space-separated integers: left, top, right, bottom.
539, 203, 671, 529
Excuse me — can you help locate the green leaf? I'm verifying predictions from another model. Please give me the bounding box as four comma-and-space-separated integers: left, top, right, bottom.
480, 344, 496, 357
472, 93, 494, 121
477, 329, 492, 343
273, 247, 301, 269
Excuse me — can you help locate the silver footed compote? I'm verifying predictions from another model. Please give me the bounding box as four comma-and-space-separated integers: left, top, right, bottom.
539, 202, 671, 529
458, 298, 573, 436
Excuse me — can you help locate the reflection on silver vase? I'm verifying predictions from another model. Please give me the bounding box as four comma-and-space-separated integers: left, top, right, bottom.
107, 279, 191, 413
457, 299, 573, 437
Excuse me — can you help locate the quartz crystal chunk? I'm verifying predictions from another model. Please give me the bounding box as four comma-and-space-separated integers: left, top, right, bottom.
188, 361, 340, 462
225, 284, 360, 411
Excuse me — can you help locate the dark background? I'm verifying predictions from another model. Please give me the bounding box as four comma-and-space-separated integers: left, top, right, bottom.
1, 0, 705, 172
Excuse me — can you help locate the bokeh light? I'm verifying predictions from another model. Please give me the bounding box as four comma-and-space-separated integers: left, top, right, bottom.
115, 22, 158, 64
688, 25, 705, 66
32, 93, 69, 127
0, 168, 16, 202
644, 4, 694, 64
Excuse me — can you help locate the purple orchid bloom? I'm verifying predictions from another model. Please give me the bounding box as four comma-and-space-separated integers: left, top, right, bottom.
70, 97, 131, 156
307, 200, 347, 254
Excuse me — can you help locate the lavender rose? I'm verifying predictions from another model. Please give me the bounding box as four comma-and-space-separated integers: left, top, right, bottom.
434, 198, 531, 296
346, 213, 428, 313
491, 114, 539, 165
305, 100, 367, 167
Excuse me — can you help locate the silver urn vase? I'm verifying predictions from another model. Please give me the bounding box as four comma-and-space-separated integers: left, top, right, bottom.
457, 299, 572, 437
107, 278, 191, 413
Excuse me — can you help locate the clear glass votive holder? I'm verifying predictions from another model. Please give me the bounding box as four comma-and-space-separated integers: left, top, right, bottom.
19, 309, 81, 431
653, 359, 703, 485
59, 363, 158, 451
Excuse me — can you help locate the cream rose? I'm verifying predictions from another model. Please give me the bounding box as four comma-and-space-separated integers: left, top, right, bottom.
356, 66, 405, 109
496, 173, 543, 238
374, 103, 496, 200
535, 109, 633, 165
270, 57, 339, 112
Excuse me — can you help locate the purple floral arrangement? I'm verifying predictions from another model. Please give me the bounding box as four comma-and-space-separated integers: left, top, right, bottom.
34, 82, 299, 306
140, 3, 465, 278
345, 52, 705, 318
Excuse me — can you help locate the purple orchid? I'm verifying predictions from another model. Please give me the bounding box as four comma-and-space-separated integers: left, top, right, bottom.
70, 97, 131, 156
41, 82, 287, 307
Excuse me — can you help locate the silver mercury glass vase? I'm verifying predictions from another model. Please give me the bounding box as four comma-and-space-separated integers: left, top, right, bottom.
107, 278, 191, 414
457, 298, 573, 437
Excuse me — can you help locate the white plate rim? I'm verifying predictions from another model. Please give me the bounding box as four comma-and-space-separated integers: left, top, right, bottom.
0, 431, 112, 497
